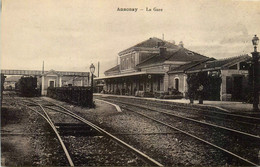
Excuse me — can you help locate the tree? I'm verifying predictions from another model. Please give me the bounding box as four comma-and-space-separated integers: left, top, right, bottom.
187, 71, 222, 103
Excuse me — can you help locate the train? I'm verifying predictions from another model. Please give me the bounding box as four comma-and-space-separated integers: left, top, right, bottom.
15, 76, 40, 97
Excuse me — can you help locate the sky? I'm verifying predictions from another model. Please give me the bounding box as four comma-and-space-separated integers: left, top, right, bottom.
1, 0, 260, 77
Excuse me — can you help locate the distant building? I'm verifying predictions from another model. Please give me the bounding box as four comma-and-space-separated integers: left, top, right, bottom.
4, 76, 21, 90
62, 76, 89, 87
40, 69, 90, 95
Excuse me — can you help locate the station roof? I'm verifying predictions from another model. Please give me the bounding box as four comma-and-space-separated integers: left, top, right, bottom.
136, 48, 209, 68
185, 54, 251, 73
168, 58, 215, 74
104, 65, 120, 74
118, 37, 179, 55
94, 71, 164, 80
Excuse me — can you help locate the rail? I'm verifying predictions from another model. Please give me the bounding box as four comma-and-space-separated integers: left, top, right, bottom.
122, 106, 258, 166
43, 99, 163, 166
103, 98, 260, 140
99, 98, 259, 166
19, 100, 74, 166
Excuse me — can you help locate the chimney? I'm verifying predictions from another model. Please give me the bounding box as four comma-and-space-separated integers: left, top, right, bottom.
179, 41, 184, 47
157, 41, 165, 48
42, 61, 44, 74
98, 61, 100, 77
159, 47, 167, 56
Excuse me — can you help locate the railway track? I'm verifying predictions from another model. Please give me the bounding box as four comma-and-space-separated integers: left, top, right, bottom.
18, 99, 74, 166
97, 97, 260, 166
98, 96, 260, 135
97, 95, 260, 121
17, 97, 163, 166
3, 92, 260, 166
2, 93, 70, 165
101, 98, 260, 139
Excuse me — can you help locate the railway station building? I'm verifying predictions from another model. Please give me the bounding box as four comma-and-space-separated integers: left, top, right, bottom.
96, 37, 252, 101
96, 37, 208, 96
169, 55, 251, 101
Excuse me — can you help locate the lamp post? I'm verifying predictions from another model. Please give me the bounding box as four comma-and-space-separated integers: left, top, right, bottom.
90, 63, 95, 107
251, 35, 259, 111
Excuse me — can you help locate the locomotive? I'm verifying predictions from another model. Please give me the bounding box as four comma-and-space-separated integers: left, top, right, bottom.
15, 76, 40, 97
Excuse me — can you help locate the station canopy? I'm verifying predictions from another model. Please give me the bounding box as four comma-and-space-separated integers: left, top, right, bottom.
94, 71, 165, 80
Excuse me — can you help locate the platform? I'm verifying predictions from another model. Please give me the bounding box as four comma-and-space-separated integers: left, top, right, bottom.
94, 93, 260, 114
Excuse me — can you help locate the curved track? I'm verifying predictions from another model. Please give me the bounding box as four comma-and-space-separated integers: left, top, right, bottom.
20, 98, 163, 166
18, 100, 74, 166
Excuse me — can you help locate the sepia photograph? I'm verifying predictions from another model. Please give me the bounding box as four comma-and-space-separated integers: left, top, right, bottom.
1, 0, 260, 166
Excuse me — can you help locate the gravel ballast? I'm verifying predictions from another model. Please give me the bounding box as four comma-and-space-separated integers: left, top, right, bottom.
1, 101, 67, 166
42, 96, 254, 166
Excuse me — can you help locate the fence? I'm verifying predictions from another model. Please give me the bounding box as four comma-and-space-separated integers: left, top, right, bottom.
47, 86, 93, 107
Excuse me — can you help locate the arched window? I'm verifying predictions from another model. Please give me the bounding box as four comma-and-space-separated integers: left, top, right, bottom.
175, 78, 179, 91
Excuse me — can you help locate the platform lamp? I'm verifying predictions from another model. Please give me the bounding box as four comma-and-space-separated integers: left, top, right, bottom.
90, 63, 95, 107
251, 35, 259, 111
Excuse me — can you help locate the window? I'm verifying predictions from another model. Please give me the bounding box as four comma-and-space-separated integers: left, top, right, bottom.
121, 58, 125, 70
126, 58, 129, 69
226, 76, 232, 94
175, 78, 179, 91
131, 55, 135, 68
240, 62, 249, 70
186, 51, 194, 55
121, 54, 136, 70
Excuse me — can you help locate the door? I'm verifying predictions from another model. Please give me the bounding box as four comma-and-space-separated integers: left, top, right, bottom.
175, 78, 179, 91
49, 81, 55, 88
232, 76, 243, 101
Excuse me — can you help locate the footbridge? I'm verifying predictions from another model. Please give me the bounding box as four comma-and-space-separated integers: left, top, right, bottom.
1, 69, 90, 95
1, 69, 89, 76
